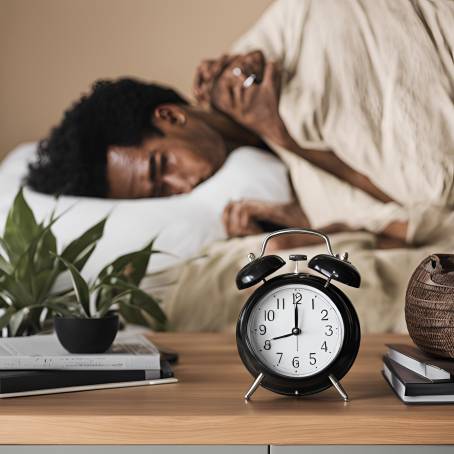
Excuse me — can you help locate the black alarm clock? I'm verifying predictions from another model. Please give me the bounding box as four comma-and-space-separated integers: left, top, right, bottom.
235, 228, 361, 401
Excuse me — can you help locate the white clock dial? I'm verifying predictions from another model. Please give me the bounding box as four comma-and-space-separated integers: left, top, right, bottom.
247, 284, 344, 378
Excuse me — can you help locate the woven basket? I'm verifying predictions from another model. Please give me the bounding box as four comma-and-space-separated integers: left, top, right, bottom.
405, 254, 454, 358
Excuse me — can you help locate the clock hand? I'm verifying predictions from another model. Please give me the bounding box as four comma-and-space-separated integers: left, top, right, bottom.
272, 332, 294, 341
294, 302, 298, 329
293, 303, 302, 336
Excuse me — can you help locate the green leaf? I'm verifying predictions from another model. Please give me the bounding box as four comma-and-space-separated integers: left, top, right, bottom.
55, 256, 90, 317
3, 188, 40, 265
109, 279, 166, 325
33, 223, 57, 273
128, 289, 166, 326
97, 290, 130, 318
44, 301, 79, 318
11, 213, 64, 297
0, 269, 34, 308
0, 253, 13, 274
118, 301, 150, 327
97, 238, 157, 286
61, 217, 108, 271
32, 269, 59, 304
73, 244, 97, 272
0, 307, 16, 331
0, 295, 10, 309
49, 287, 74, 299
8, 307, 28, 336
0, 238, 12, 260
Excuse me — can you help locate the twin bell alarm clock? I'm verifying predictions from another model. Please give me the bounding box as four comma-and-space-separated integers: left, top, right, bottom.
235, 228, 361, 401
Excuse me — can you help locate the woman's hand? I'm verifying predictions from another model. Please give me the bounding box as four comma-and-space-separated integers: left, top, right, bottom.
222, 199, 310, 238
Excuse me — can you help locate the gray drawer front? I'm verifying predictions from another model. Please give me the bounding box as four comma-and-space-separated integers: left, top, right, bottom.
271, 447, 454, 454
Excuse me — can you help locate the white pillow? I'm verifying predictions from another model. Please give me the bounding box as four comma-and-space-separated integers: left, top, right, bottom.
0, 143, 291, 278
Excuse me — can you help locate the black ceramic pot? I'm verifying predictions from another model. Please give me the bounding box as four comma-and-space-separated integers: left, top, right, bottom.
54, 313, 119, 354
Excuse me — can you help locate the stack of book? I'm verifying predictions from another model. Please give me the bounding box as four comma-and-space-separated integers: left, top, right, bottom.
0, 333, 177, 398
383, 343, 454, 404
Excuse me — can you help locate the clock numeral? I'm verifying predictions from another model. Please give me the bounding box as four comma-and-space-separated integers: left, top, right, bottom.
276, 298, 285, 310
276, 352, 283, 365
321, 309, 329, 321
312, 298, 315, 310
264, 310, 275, 322
321, 341, 328, 352
309, 352, 317, 365
258, 324, 266, 335
292, 356, 300, 368
325, 325, 333, 336
293, 293, 302, 305
264, 340, 271, 350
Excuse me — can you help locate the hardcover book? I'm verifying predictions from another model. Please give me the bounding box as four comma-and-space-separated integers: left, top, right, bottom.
0, 360, 175, 397
0, 333, 160, 370
383, 355, 454, 404
386, 343, 454, 381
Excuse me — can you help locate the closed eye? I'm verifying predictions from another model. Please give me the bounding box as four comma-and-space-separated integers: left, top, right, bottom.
149, 154, 156, 182
161, 153, 168, 174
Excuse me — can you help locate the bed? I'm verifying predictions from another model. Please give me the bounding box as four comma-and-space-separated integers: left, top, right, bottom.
1, 143, 453, 334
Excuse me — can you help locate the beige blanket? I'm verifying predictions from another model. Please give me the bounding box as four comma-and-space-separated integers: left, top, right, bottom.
145, 0, 454, 333
232, 0, 454, 244
147, 231, 454, 333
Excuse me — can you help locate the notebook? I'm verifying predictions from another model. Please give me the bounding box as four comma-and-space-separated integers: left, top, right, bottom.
387, 343, 454, 381
0, 361, 176, 398
383, 355, 454, 404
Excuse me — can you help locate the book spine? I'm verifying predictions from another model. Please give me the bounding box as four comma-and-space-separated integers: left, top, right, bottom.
0, 355, 159, 371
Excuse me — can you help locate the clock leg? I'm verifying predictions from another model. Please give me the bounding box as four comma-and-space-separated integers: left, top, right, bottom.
329, 374, 349, 402
244, 372, 264, 401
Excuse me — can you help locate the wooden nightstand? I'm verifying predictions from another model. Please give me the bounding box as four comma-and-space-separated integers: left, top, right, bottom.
0, 333, 453, 453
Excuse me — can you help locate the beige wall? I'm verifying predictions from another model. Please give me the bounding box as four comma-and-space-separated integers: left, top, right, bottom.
0, 0, 272, 160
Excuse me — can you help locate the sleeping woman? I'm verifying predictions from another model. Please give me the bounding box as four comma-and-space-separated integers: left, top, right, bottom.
194, 0, 454, 250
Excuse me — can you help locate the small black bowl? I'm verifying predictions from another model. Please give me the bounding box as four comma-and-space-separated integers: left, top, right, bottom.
54, 313, 119, 354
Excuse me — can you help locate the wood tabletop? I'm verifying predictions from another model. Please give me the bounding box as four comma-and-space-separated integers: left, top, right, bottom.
0, 332, 453, 445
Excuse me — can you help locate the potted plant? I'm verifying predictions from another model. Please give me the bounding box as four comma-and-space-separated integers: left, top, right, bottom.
0, 188, 166, 339
0, 189, 108, 336
53, 246, 166, 353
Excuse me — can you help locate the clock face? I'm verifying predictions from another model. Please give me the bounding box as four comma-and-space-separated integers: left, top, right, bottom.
247, 284, 345, 378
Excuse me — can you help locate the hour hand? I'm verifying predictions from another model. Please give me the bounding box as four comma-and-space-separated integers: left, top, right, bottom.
272, 332, 294, 341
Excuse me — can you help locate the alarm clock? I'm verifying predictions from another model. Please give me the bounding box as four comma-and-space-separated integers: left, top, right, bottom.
235, 228, 361, 401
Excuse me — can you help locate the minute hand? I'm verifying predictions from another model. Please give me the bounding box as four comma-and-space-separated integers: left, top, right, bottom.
272, 333, 294, 341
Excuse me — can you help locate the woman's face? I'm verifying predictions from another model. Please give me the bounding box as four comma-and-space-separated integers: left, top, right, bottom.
106, 105, 227, 198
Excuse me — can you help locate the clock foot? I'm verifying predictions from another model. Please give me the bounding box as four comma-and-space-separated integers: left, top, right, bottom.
329, 374, 349, 402
244, 372, 264, 401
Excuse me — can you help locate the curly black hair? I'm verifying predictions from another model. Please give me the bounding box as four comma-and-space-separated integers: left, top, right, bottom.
27, 78, 188, 197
